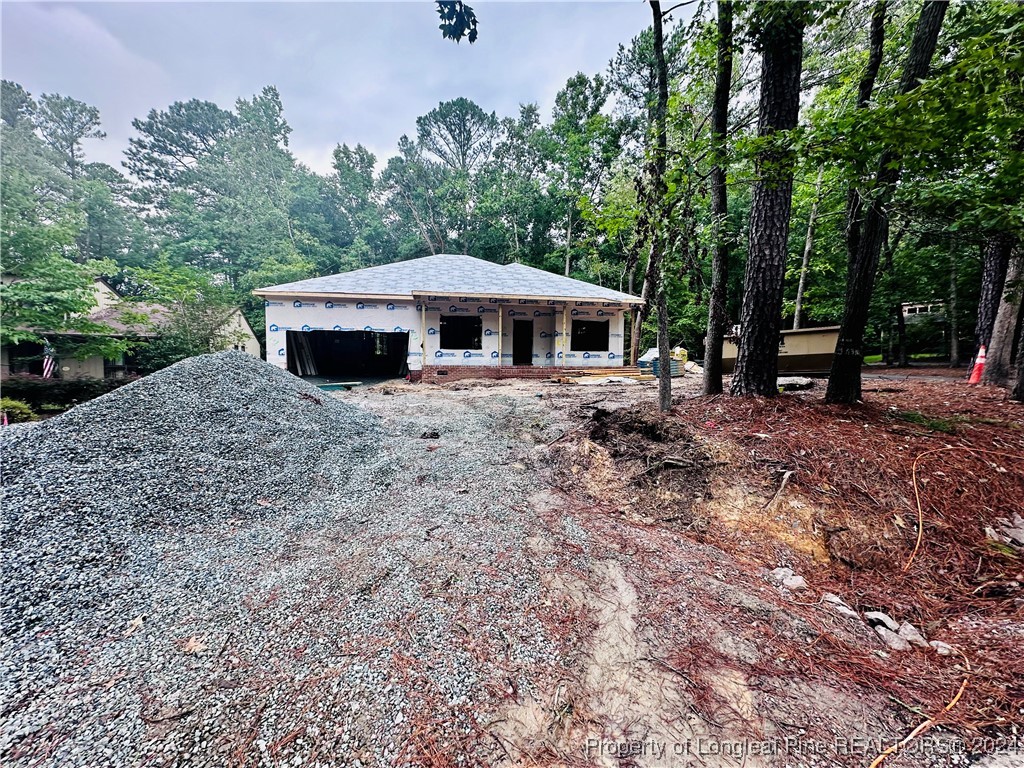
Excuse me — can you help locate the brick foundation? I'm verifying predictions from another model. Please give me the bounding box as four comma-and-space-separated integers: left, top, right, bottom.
416, 365, 624, 384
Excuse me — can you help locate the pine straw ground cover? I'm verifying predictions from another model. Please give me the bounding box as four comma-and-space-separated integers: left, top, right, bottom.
680, 379, 1024, 738
554, 376, 1023, 750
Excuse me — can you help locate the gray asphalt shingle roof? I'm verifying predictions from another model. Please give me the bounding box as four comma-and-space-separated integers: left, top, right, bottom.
254, 254, 641, 304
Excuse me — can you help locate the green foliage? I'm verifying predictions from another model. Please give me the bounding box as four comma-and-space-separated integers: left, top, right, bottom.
4, 0, 1018, 378
436, 1, 478, 44
894, 410, 961, 435
0, 83, 127, 360
126, 261, 252, 373
1, 374, 135, 410
32, 92, 105, 179
0, 397, 37, 423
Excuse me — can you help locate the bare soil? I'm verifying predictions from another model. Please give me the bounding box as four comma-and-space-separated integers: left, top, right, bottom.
389, 371, 1023, 767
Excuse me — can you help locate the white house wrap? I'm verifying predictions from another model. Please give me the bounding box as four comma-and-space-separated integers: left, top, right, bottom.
254, 254, 642, 380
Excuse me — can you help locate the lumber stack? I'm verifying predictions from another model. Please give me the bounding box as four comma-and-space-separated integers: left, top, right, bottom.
549, 366, 656, 384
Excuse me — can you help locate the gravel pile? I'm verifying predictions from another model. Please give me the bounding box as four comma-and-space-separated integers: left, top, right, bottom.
0, 357, 565, 766
2, 351, 379, 636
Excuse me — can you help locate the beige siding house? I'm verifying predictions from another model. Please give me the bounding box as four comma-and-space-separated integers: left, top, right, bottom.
2, 277, 261, 379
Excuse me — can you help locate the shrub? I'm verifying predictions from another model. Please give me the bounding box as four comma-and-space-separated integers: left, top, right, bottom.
0, 374, 137, 410
1, 397, 37, 423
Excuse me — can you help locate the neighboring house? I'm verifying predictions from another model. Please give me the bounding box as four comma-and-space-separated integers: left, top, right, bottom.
1, 277, 260, 379
721, 326, 841, 374
902, 302, 946, 321
253, 253, 643, 383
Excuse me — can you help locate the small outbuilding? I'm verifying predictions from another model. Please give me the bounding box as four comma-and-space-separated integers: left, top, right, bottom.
253, 254, 642, 382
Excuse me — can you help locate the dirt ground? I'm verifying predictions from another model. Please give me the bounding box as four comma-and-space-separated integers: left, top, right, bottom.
5, 364, 1020, 768
343, 370, 1023, 767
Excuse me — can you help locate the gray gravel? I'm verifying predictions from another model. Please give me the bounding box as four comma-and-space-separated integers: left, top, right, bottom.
1, 352, 565, 766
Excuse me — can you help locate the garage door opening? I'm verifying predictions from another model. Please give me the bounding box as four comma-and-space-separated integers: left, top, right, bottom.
286, 330, 409, 378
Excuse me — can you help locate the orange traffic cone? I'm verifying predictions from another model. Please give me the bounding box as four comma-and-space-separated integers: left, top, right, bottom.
968, 345, 987, 384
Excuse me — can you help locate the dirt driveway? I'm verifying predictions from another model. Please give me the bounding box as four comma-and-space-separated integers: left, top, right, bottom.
3, 365, 1014, 767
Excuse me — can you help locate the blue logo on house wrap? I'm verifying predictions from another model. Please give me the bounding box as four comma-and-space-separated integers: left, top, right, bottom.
277, 348, 285, 356
608, 352, 617, 359
508, 309, 527, 317
324, 301, 348, 309
333, 326, 355, 331
597, 309, 613, 316
363, 325, 384, 332
293, 300, 316, 308
546, 352, 554, 359
427, 327, 438, 335
463, 351, 484, 358
264, 300, 284, 307
539, 331, 551, 338
484, 328, 496, 336
386, 303, 397, 310
356, 302, 378, 310
393, 326, 409, 333
491, 351, 499, 358
269, 323, 293, 332
448, 305, 470, 313
477, 306, 497, 314
434, 350, 455, 358
571, 309, 591, 317
533, 310, 553, 317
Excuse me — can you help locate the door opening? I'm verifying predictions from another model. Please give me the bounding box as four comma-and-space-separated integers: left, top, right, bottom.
512, 320, 533, 365
286, 329, 408, 378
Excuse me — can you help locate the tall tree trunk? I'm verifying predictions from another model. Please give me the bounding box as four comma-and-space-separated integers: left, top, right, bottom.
896, 307, 908, 366
793, 165, 824, 330
564, 213, 574, 276
973, 233, 1013, 357
845, 0, 888, 272
982, 248, 1022, 387
651, 0, 672, 412
826, 0, 948, 404
949, 245, 960, 367
880, 223, 906, 366
730, 3, 806, 397
702, 0, 734, 395
631, 247, 655, 364
1012, 328, 1024, 402
657, 275, 672, 410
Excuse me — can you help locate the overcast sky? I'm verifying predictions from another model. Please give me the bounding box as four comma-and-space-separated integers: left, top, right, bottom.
2, 1, 661, 176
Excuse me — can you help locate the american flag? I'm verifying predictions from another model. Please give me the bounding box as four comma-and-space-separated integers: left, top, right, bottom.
42, 340, 56, 379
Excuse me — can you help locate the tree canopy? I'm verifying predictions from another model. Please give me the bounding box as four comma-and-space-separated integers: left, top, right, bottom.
3, 0, 1022, 397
